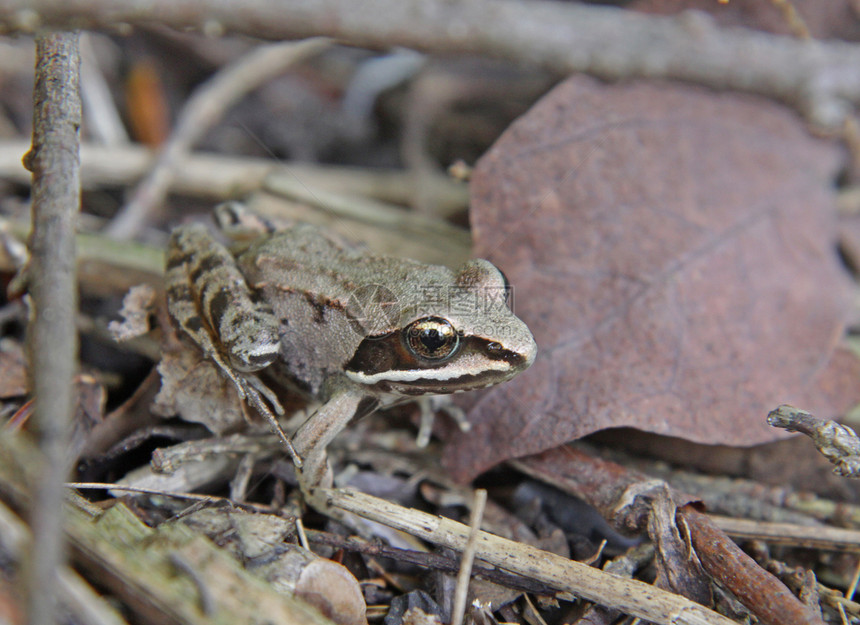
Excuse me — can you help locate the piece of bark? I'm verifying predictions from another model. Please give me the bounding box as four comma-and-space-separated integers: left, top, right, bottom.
647, 485, 711, 606
66, 496, 340, 625
679, 506, 825, 625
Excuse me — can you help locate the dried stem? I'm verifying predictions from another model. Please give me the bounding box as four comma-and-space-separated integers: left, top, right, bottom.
712, 515, 860, 552
451, 488, 486, 625
0, 140, 469, 212
326, 488, 737, 625
304, 530, 556, 595
22, 30, 81, 625
105, 38, 330, 239
1, 0, 859, 127
513, 445, 826, 625
680, 507, 825, 625
768, 404, 860, 477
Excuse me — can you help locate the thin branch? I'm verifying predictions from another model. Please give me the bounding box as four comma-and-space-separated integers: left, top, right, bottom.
304, 530, 557, 595
0, 140, 469, 212
1, 0, 859, 127
105, 37, 330, 239
22, 29, 81, 625
680, 507, 825, 625
711, 515, 860, 552
768, 404, 860, 477
325, 488, 738, 625
451, 488, 486, 625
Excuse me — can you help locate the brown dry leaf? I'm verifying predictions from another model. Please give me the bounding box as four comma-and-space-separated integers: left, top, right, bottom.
69, 374, 108, 453
447, 76, 856, 481
153, 343, 246, 434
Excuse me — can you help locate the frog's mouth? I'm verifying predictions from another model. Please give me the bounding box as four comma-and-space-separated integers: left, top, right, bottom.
344, 333, 530, 395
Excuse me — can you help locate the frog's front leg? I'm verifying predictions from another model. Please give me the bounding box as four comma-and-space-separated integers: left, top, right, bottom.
166, 224, 301, 466
291, 382, 377, 511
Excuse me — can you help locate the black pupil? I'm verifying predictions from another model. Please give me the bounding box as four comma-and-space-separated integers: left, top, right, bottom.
420, 328, 447, 353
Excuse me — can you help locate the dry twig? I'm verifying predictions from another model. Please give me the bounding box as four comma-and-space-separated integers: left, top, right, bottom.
679, 507, 825, 625
21, 30, 81, 625
305, 530, 556, 595
768, 404, 860, 477
1, 0, 859, 127
451, 488, 486, 625
325, 488, 737, 625
713, 515, 860, 552
105, 38, 330, 238
0, 140, 469, 211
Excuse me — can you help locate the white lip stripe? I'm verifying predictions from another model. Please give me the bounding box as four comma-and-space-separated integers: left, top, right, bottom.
346, 360, 511, 385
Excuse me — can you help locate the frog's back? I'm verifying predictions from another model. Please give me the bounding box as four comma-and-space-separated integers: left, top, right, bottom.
236, 224, 457, 393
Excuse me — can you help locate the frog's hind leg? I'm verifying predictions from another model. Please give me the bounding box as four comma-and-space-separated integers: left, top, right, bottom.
166, 224, 302, 467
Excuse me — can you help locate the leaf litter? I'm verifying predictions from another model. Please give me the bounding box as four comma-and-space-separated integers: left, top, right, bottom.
5, 24, 860, 625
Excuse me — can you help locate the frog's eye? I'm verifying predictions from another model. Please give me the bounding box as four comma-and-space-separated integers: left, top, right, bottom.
403, 317, 460, 361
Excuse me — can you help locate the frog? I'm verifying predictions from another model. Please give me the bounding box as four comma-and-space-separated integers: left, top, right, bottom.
165, 203, 537, 511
